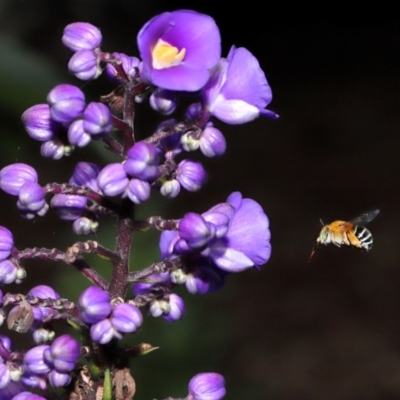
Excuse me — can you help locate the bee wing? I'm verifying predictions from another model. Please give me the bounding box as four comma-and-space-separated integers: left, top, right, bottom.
351, 209, 380, 226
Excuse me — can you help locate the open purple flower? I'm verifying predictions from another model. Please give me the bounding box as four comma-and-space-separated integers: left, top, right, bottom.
137, 10, 221, 91
160, 192, 271, 273
202, 46, 278, 124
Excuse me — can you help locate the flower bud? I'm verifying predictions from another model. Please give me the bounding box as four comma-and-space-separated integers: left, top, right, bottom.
67, 120, 91, 147
72, 217, 99, 235
62, 22, 102, 52
48, 370, 72, 387
68, 50, 101, 80
160, 179, 180, 198
125, 179, 150, 204
12, 392, 47, 400
90, 318, 114, 344
0, 227, 13, 261
200, 126, 226, 157
21, 104, 59, 142
179, 213, 213, 249
0, 260, 17, 284
0, 164, 38, 196
40, 140, 66, 160
149, 88, 177, 115
50, 194, 87, 221
188, 372, 226, 400
83, 102, 113, 135
69, 162, 101, 191
46, 334, 80, 372
110, 303, 143, 333
176, 160, 207, 192
0, 363, 10, 389
106, 52, 140, 82
97, 163, 129, 196
47, 84, 85, 123
77, 286, 112, 324
124, 142, 160, 181
24, 345, 51, 375
17, 182, 46, 212
185, 102, 202, 119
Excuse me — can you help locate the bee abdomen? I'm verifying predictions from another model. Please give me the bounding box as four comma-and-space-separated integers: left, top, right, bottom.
354, 225, 373, 250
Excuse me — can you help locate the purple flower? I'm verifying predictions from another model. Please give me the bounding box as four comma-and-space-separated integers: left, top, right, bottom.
50, 194, 87, 221
0, 363, 10, 389
47, 370, 71, 387
62, 22, 102, 52
47, 84, 85, 123
0, 164, 38, 196
179, 213, 214, 249
176, 160, 207, 192
21, 104, 60, 142
202, 46, 278, 124
68, 50, 101, 80
160, 178, 181, 198
160, 192, 271, 273
185, 265, 225, 295
124, 142, 160, 181
188, 372, 226, 400
97, 163, 129, 196
77, 286, 112, 324
0, 226, 13, 261
137, 10, 221, 91
83, 102, 113, 135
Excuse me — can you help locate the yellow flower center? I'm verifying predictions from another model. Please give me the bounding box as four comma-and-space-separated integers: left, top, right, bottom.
152, 39, 186, 70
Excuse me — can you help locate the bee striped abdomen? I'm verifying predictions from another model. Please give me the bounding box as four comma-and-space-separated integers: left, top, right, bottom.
353, 225, 373, 250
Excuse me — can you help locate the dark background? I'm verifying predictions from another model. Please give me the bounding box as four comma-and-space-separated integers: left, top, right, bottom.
1, 2, 399, 399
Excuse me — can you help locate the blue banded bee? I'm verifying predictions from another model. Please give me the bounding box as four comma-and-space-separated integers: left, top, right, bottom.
308, 209, 380, 262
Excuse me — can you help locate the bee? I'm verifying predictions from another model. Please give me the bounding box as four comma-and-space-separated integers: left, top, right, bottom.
308, 209, 380, 262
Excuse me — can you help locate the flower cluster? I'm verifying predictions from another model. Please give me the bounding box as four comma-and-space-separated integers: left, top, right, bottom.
0, 9, 276, 399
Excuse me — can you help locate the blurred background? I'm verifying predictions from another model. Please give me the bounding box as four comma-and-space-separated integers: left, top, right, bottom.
0, 2, 399, 399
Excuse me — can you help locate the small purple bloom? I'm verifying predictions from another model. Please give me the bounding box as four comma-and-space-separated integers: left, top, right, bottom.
21, 104, 59, 142
110, 303, 143, 333
0, 226, 13, 261
137, 10, 221, 91
132, 272, 171, 296
68, 50, 101, 80
40, 140, 66, 160
185, 102, 202, 120
28, 285, 60, 300
68, 119, 91, 147
124, 142, 160, 181
77, 286, 112, 324
50, 194, 87, 221
188, 372, 226, 400
0, 260, 17, 284
176, 160, 207, 192
202, 46, 278, 124
62, 22, 102, 52
149, 293, 185, 322
47, 84, 85, 124
97, 163, 129, 196
83, 102, 113, 135
0, 164, 38, 196
124, 179, 151, 204
199, 126, 226, 157
12, 392, 46, 400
